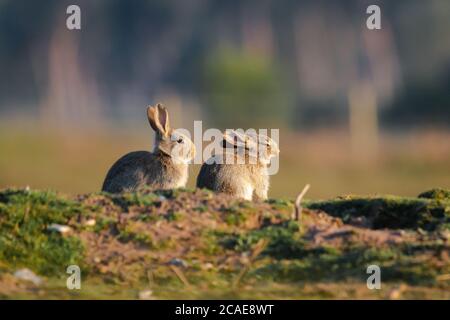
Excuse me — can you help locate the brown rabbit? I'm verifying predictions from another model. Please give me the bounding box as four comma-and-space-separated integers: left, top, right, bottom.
196, 130, 279, 201
102, 104, 195, 193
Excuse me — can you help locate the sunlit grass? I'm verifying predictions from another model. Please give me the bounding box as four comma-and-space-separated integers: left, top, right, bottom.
0, 188, 448, 299
0, 121, 449, 199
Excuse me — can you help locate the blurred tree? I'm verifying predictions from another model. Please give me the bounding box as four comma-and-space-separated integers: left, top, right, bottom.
200, 49, 290, 128
382, 69, 450, 128
0, 0, 449, 131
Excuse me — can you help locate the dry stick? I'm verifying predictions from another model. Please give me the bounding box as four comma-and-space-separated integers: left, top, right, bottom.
170, 265, 192, 289
232, 238, 269, 289
293, 184, 311, 226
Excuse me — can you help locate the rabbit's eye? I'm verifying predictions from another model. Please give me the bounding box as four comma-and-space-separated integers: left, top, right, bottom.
177, 138, 183, 144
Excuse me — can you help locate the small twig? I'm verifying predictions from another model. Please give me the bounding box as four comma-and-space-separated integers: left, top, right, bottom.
170, 265, 192, 289
232, 238, 269, 289
293, 184, 311, 224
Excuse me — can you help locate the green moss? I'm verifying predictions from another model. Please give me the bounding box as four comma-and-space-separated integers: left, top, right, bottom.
109, 192, 160, 210
201, 231, 223, 255
418, 188, 450, 201
165, 211, 184, 222
223, 206, 248, 226
136, 213, 159, 223
219, 220, 304, 259
0, 189, 86, 275
252, 245, 441, 285
194, 205, 208, 213
306, 195, 450, 231
93, 216, 116, 232
267, 198, 292, 210
117, 223, 155, 248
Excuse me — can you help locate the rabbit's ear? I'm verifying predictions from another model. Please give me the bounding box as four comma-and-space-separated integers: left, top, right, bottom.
147, 104, 169, 136
156, 103, 170, 133
223, 129, 250, 150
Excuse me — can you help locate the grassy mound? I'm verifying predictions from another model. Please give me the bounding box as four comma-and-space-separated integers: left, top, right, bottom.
305, 192, 450, 231
0, 188, 449, 299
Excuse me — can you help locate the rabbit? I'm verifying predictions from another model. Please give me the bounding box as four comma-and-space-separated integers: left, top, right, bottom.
102, 103, 195, 193
196, 129, 279, 201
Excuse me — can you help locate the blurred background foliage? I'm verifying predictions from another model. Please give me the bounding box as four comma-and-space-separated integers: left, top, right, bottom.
0, 0, 449, 198
201, 49, 290, 127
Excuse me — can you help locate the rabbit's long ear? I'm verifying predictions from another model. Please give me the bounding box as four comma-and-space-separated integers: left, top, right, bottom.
156, 103, 170, 133
223, 129, 250, 149
147, 103, 169, 135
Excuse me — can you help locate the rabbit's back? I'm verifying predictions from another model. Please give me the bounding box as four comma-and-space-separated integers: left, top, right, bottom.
196, 160, 222, 190
197, 155, 258, 200
102, 151, 153, 193
102, 151, 187, 193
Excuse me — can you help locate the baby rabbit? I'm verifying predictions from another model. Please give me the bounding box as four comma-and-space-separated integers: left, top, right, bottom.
196, 130, 279, 201
102, 103, 195, 193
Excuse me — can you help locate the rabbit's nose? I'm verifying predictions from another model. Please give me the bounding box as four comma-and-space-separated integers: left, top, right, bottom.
273, 147, 280, 155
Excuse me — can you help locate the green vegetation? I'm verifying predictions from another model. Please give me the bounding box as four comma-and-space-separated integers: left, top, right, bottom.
418, 188, 450, 201
0, 189, 86, 276
305, 193, 450, 231
201, 49, 291, 127
0, 188, 449, 299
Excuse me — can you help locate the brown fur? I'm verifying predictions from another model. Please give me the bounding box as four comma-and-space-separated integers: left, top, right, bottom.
197, 154, 269, 201
102, 104, 195, 193
196, 131, 279, 201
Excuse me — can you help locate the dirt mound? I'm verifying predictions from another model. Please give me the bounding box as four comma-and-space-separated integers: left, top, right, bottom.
0, 188, 449, 299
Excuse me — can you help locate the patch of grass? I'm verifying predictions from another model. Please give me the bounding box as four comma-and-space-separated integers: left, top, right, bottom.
93, 216, 116, 232
194, 205, 208, 213
267, 198, 292, 211
117, 223, 155, 248
306, 194, 450, 231
201, 231, 224, 256
164, 211, 184, 222
108, 192, 160, 210
0, 187, 449, 299
135, 213, 159, 223
223, 206, 248, 226
0, 189, 85, 275
219, 220, 305, 259
418, 188, 450, 201
251, 245, 442, 285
